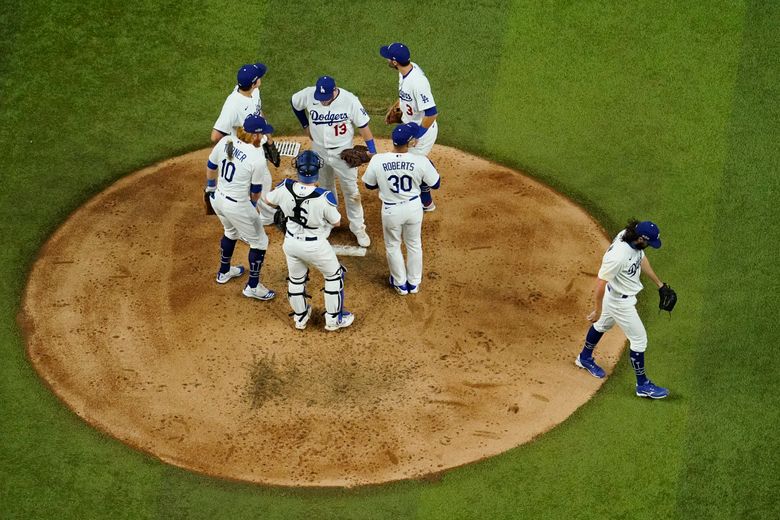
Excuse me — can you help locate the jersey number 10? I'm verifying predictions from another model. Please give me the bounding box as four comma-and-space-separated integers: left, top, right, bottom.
220, 159, 236, 182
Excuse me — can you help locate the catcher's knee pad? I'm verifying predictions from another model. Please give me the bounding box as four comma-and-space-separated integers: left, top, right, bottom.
323, 265, 346, 318
287, 271, 310, 316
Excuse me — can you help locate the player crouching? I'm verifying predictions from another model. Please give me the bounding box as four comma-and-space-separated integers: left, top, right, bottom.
263, 151, 354, 331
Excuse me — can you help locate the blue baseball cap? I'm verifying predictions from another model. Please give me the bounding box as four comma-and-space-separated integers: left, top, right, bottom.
636, 221, 662, 248
392, 123, 419, 146
237, 63, 267, 88
243, 114, 273, 134
313, 76, 336, 101
380, 42, 411, 63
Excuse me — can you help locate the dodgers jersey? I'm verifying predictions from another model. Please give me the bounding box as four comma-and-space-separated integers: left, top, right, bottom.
290, 87, 369, 148
266, 179, 341, 240
598, 230, 645, 296
208, 136, 271, 202
362, 152, 440, 204
213, 87, 262, 136
398, 63, 436, 124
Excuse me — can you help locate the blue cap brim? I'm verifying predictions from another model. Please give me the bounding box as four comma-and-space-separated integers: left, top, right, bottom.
379, 45, 392, 59
313, 89, 333, 101
649, 238, 661, 248
254, 63, 267, 78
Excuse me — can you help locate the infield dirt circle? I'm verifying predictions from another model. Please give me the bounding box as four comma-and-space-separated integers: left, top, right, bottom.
21, 139, 624, 487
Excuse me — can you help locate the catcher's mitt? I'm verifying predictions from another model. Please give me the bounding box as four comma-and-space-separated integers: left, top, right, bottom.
263, 141, 281, 168
273, 207, 286, 233
385, 103, 402, 125
658, 283, 677, 312
204, 189, 216, 215
340, 145, 371, 168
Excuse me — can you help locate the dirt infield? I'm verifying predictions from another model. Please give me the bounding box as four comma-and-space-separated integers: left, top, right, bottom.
20, 139, 624, 487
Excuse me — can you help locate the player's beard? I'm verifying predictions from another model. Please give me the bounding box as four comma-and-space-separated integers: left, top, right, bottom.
388, 61, 398, 70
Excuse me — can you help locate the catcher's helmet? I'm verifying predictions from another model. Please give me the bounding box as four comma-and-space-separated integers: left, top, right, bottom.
293, 150, 324, 183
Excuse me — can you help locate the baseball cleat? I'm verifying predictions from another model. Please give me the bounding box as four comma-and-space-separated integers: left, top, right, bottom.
636, 381, 669, 399
294, 306, 313, 330
242, 283, 276, 301
354, 229, 371, 247
389, 276, 408, 295
422, 202, 436, 212
325, 311, 354, 331
575, 354, 606, 379
216, 265, 245, 284
406, 282, 419, 294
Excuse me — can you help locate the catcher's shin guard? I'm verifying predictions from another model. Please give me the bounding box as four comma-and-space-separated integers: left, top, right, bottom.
287, 271, 310, 319
323, 265, 346, 323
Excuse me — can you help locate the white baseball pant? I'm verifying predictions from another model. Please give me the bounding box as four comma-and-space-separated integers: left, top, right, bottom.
408, 121, 438, 156
381, 199, 424, 286
212, 191, 269, 250
593, 290, 648, 352
282, 236, 344, 324
310, 142, 366, 235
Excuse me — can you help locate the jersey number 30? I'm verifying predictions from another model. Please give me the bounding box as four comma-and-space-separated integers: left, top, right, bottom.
388, 174, 412, 193
220, 159, 236, 182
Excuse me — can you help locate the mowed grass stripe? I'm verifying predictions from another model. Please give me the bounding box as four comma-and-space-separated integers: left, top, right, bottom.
677, 2, 780, 518
414, 3, 745, 519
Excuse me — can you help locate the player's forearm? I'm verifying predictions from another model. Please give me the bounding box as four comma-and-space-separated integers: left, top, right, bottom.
357, 125, 376, 154
641, 256, 664, 288
593, 278, 607, 310
420, 114, 437, 129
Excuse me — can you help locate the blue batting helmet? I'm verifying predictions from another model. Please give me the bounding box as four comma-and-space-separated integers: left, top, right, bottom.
293, 150, 324, 182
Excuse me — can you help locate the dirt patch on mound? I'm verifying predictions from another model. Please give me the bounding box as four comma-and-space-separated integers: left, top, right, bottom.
20, 139, 624, 487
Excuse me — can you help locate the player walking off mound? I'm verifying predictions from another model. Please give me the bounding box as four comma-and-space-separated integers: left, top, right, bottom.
264, 151, 354, 331
290, 76, 375, 248
205, 114, 276, 301
379, 42, 439, 212
362, 123, 441, 295
574, 220, 678, 399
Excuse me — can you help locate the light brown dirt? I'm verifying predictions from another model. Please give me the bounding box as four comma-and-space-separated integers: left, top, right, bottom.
20, 139, 625, 487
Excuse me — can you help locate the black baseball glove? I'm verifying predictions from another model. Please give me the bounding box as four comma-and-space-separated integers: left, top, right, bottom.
273, 208, 286, 233
340, 145, 371, 168
263, 141, 281, 168
204, 189, 216, 215
659, 283, 677, 312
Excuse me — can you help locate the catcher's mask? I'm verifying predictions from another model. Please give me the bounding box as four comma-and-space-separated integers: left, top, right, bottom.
293, 150, 324, 183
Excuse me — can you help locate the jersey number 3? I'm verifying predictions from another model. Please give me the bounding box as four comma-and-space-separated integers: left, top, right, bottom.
220, 159, 236, 182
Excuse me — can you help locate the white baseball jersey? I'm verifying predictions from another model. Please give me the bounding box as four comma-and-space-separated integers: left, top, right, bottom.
398, 62, 436, 124
266, 179, 340, 240
290, 87, 369, 148
213, 87, 262, 136
597, 230, 645, 296
362, 152, 440, 203
208, 136, 271, 202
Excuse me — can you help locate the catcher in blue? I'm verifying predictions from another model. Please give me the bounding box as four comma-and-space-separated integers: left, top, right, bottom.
362, 123, 441, 295
574, 220, 677, 399
205, 114, 276, 301
263, 151, 354, 331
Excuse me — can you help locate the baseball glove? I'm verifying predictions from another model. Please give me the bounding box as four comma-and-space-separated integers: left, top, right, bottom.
273, 207, 286, 233
340, 145, 371, 168
204, 190, 216, 215
658, 283, 677, 312
385, 103, 402, 125
263, 141, 281, 167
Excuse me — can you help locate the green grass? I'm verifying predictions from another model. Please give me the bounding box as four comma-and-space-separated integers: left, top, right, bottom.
1, 0, 778, 518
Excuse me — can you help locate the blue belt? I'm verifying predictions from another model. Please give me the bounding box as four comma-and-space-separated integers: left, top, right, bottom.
607, 285, 630, 299
286, 231, 318, 241
217, 190, 238, 203
384, 195, 419, 206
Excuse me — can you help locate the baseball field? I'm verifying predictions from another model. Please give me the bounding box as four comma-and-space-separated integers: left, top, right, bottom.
1, 1, 777, 518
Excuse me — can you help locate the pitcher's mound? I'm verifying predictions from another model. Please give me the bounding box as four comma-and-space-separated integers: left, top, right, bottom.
21, 139, 623, 487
